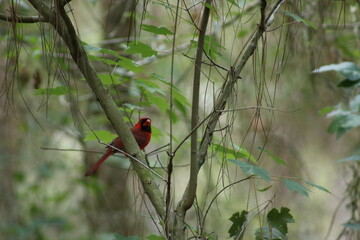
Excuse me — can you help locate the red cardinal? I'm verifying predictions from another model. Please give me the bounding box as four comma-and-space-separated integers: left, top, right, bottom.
85, 117, 151, 176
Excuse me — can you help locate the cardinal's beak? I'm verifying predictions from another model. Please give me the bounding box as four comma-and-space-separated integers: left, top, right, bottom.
144, 118, 151, 126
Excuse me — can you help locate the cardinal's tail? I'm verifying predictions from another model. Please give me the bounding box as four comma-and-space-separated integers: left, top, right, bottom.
85, 151, 112, 176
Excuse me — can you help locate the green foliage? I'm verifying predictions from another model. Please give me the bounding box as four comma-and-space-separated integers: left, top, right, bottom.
305, 180, 331, 194
228, 159, 271, 182
228, 210, 248, 238
212, 143, 257, 162
281, 178, 310, 198
343, 222, 360, 231
255, 207, 294, 240
125, 41, 158, 58
34, 86, 73, 96
259, 147, 287, 165
255, 227, 286, 240
313, 62, 360, 82
146, 234, 165, 240
337, 153, 360, 163
141, 24, 173, 35
284, 11, 317, 29
325, 94, 360, 137
190, 35, 225, 60
267, 207, 295, 235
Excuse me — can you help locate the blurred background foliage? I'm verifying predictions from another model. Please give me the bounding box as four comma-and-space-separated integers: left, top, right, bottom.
0, 0, 359, 239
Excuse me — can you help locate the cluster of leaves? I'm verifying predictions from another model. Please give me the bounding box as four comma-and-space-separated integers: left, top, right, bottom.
314, 61, 360, 235
314, 62, 360, 162
214, 143, 330, 197
315, 62, 360, 137
210, 142, 329, 239
229, 207, 295, 240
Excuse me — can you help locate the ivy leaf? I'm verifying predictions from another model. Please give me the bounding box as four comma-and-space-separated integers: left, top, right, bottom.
125, 42, 158, 57
142, 24, 173, 35
281, 178, 310, 197
258, 147, 287, 165
84, 130, 117, 143
267, 207, 295, 235
228, 159, 271, 182
34, 86, 72, 96
228, 210, 248, 237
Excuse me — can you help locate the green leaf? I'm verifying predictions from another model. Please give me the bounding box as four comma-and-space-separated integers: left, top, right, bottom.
338, 79, 360, 88
142, 24, 173, 35
146, 94, 169, 113
255, 226, 286, 240
122, 103, 144, 111
285, 11, 317, 29
146, 234, 165, 240
117, 56, 144, 73
281, 178, 310, 197
319, 106, 335, 115
34, 86, 72, 96
304, 180, 331, 194
258, 147, 287, 165
125, 42, 158, 57
151, 126, 163, 139
312, 62, 360, 81
327, 115, 350, 138
257, 185, 273, 192
226, 0, 240, 7
135, 79, 166, 95
267, 207, 295, 235
228, 159, 271, 182
337, 154, 360, 163
343, 222, 360, 231
212, 143, 257, 163
84, 130, 117, 143
191, 35, 225, 60
228, 210, 248, 237
343, 114, 360, 129
83, 42, 121, 58
97, 73, 122, 85
88, 54, 118, 65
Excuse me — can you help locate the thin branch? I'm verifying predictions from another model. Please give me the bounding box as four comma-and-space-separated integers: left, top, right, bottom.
202, 176, 252, 226
177, 0, 212, 215
0, 13, 47, 23
218, 106, 302, 113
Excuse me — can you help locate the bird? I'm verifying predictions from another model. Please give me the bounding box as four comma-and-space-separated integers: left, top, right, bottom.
85, 117, 151, 176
